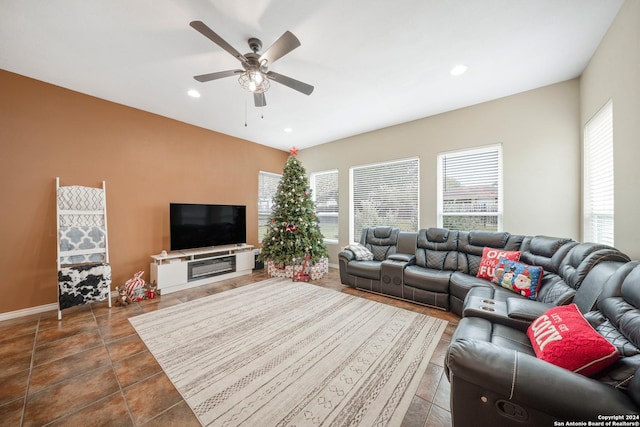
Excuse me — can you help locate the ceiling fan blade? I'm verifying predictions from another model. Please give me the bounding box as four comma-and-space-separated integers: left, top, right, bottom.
259, 31, 301, 66
193, 69, 242, 82
190, 21, 248, 65
266, 71, 314, 95
254, 92, 266, 107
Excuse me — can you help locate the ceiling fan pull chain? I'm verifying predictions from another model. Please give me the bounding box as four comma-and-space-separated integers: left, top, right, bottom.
244, 94, 248, 127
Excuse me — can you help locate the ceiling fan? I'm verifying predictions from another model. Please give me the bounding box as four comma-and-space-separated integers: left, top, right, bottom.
190, 21, 314, 107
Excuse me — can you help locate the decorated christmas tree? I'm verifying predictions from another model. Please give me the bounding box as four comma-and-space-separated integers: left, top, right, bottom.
259, 148, 328, 275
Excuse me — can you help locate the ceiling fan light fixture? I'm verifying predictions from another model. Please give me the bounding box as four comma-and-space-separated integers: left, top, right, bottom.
239, 69, 270, 93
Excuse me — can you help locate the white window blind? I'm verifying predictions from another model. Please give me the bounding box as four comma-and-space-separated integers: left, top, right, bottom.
584, 100, 614, 246
311, 170, 339, 242
350, 158, 419, 242
437, 145, 502, 231
258, 171, 282, 242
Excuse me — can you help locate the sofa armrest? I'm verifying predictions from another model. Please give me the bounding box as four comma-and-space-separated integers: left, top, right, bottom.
387, 253, 415, 264
506, 297, 550, 322
338, 249, 355, 262
446, 339, 639, 421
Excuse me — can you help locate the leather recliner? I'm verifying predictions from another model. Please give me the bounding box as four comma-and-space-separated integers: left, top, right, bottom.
445, 261, 640, 426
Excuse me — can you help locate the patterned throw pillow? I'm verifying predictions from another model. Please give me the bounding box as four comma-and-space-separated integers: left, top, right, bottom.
527, 304, 619, 376
344, 243, 374, 261
491, 258, 543, 300
476, 247, 521, 280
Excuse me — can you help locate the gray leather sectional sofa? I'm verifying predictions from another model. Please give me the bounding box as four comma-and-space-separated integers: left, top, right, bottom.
339, 226, 640, 423
339, 226, 629, 316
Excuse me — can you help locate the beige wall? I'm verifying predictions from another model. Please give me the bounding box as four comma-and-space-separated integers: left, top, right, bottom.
300, 80, 581, 263
0, 70, 288, 314
580, 0, 640, 260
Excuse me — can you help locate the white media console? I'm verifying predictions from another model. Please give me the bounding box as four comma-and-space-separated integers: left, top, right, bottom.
150, 244, 255, 295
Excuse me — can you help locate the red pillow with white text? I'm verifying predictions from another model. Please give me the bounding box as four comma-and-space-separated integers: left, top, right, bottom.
476, 247, 521, 280
527, 304, 619, 377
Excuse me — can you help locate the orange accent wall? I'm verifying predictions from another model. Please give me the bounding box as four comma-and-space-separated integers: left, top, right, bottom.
0, 69, 288, 314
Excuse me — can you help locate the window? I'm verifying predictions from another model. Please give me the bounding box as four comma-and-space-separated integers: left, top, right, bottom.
583, 100, 613, 245
350, 158, 419, 242
310, 170, 339, 242
258, 171, 281, 242
437, 145, 502, 231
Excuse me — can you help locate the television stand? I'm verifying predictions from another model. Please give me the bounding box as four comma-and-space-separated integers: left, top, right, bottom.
150, 244, 255, 295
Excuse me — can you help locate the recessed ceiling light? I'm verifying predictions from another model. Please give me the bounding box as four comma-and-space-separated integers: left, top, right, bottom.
284, 128, 293, 133
187, 89, 201, 98
450, 64, 468, 76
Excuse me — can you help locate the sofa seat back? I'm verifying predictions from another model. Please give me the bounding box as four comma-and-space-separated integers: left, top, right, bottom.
519, 235, 576, 304
415, 228, 458, 270
587, 261, 640, 394
456, 231, 524, 276
360, 226, 400, 261
560, 243, 632, 311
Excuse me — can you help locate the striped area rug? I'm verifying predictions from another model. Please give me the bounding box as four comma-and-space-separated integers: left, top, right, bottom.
129, 278, 447, 426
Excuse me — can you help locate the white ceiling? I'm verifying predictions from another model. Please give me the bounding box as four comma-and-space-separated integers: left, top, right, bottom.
0, 0, 624, 152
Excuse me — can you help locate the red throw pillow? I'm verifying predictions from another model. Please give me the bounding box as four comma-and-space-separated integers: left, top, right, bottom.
527, 304, 619, 376
476, 247, 521, 280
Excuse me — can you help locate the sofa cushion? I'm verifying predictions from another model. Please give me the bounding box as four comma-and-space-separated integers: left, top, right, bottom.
492, 258, 544, 300
403, 266, 452, 293
527, 304, 620, 376
346, 260, 382, 280
476, 247, 521, 280
449, 271, 494, 302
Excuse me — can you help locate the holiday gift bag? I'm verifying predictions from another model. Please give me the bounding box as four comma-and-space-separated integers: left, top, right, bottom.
124, 271, 146, 302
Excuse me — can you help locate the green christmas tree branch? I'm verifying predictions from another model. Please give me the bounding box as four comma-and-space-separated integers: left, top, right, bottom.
258, 154, 329, 267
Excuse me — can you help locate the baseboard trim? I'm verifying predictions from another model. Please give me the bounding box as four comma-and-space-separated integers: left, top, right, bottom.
0, 303, 58, 322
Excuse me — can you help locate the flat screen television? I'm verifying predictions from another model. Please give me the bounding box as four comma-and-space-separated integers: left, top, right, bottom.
170, 203, 246, 251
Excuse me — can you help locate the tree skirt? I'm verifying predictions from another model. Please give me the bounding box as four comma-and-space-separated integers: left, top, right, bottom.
267, 257, 329, 280
129, 278, 447, 426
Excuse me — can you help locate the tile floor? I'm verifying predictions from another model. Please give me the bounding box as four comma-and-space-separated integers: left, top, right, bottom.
0, 268, 458, 426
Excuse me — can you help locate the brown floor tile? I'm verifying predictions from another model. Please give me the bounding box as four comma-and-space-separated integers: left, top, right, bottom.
90, 298, 117, 317
38, 305, 94, 330
22, 365, 120, 427
430, 340, 449, 368
141, 401, 201, 427
114, 350, 163, 388
0, 315, 38, 343
98, 317, 138, 342
138, 295, 183, 313
94, 303, 146, 323
175, 286, 211, 302
28, 345, 111, 394
124, 372, 182, 425
35, 316, 99, 345
401, 396, 431, 427
0, 368, 29, 407
33, 330, 103, 366
0, 333, 36, 368
433, 371, 451, 411
426, 402, 452, 427
416, 363, 444, 403
106, 333, 148, 361
0, 398, 25, 426
1, 353, 33, 377
47, 391, 133, 427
